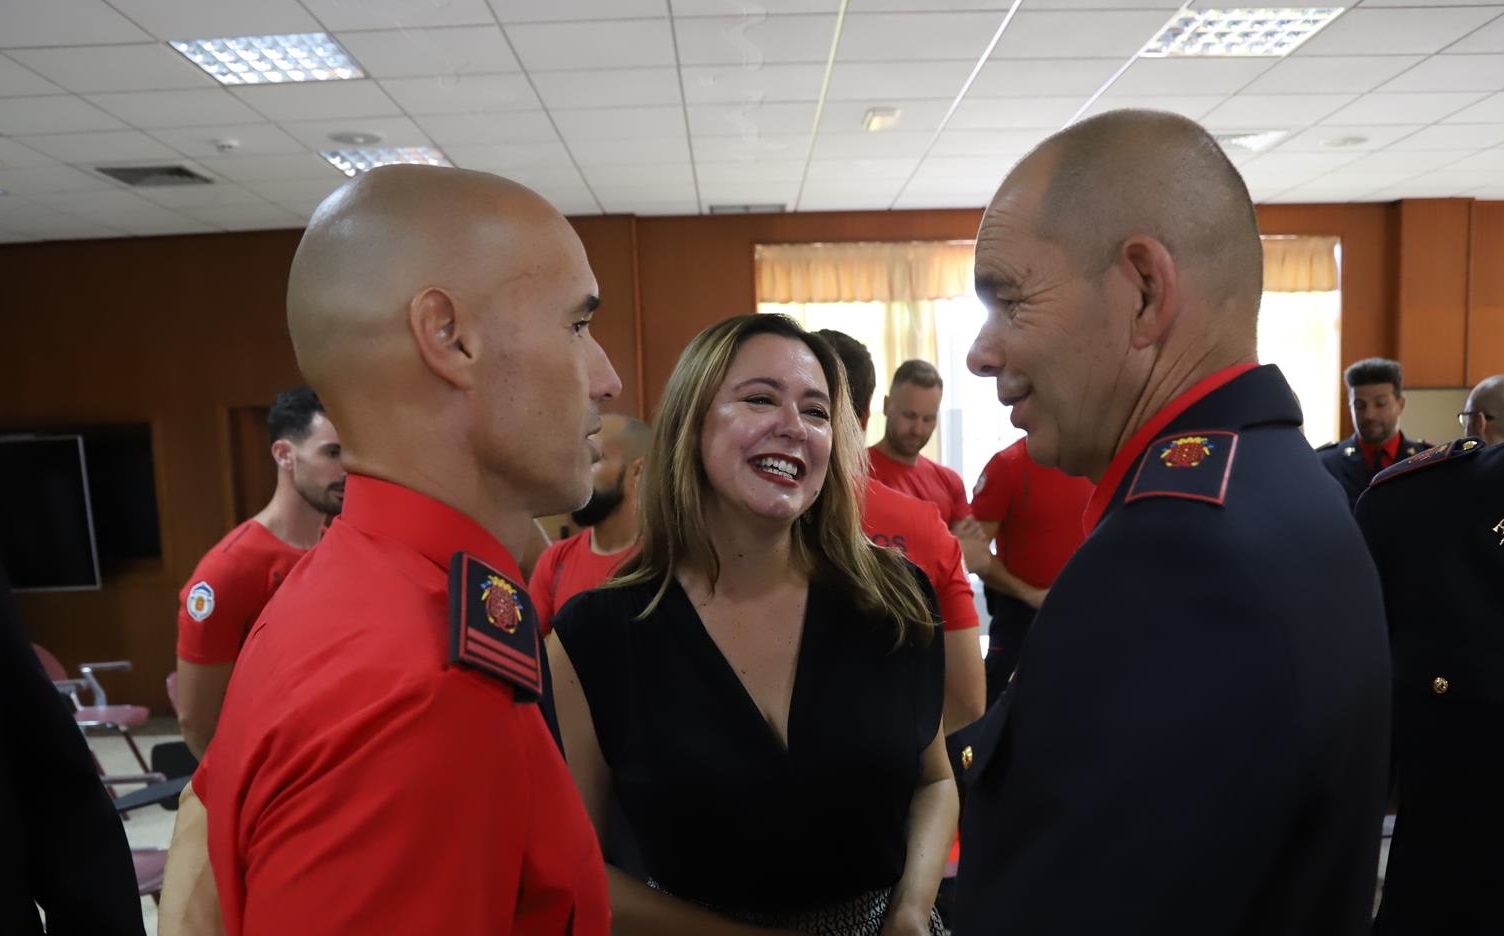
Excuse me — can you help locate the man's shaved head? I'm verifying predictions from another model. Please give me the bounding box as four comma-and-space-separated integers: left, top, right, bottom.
969, 109, 1262, 480
287, 165, 620, 548
1465, 374, 1504, 446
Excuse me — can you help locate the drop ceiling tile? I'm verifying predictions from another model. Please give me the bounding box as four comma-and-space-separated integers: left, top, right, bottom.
414, 111, 559, 145
0, 0, 151, 47
947, 96, 1084, 129
278, 115, 431, 150
8, 44, 214, 94
108, 0, 321, 40
992, 10, 1179, 59
575, 136, 694, 166
137, 181, 267, 208
0, 54, 67, 97
1241, 56, 1425, 96
1262, 181, 1388, 204
811, 131, 936, 159
0, 164, 117, 195
1443, 91, 1504, 123
891, 190, 989, 209
1336, 149, 1469, 176
1379, 54, 1504, 93
914, 154, 1015, 182
232, 81, 402, 121
34, 188, 169, 214
927, 128, 1050, 156
840, 13, 1011, 61
689, 134, 802, 161
441, 140, 575, 173
1368, 175, 1488, 199
299, 0, 496, 31
1007, 0, 1184, 7
799, 192, 905, 212
555, 106, 688, 140
197, 152, 344, 182
489, 0, 664, 21
151, 123, 307, 158
1275, 124, 1425, 152
21, 130, 181, 164
88, 89, 265, 128
803, 157, 918, 180
695, 161, 805, 184
1087, 95, 1225, 121
687, 102, 815, 136
1298, 7, 1501, 56
0, 207, 124, 239
1237, 151, 1364, 189
532, 68, 683, 109
969, 58, 1123, 98
673, 15, 838, 66
1108, 58, 1275, 97
1386, 122, 1504, 150
0, 138, 59, 169
618, 200, 699, 216
177, 201, 306, 230
1445, 148, 1504, 172
242, 177, 346, 203
1447, 13, 1504, 53
113, 215, 218, 236
1202, 94, 1357, 129
0, 96, 125, 134
896, 174, 999, 198
819, 99, 952, 135
334, 26, 520, 78
580, 163, 695, 187
509, 20, 676, 71
697, 180, 799, 207
1325, 92, 1487, 125
680, 64, 827, 104
672, 0, 832, 14
825, 60, 974, 101
379, 74, 539, 115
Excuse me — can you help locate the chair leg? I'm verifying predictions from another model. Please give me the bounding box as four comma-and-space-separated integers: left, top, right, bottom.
120, 728, 150, 773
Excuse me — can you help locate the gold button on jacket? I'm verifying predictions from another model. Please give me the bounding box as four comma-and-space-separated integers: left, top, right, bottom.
1432, 677, 1450, 696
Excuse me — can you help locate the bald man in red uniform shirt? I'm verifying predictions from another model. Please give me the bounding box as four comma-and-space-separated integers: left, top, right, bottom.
192, 167, 620, 935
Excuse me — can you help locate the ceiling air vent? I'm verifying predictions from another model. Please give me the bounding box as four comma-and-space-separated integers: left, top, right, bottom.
96, 165, 214, 187
708, 203, 786, 215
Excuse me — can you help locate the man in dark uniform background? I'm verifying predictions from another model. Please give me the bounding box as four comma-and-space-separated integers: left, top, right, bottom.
1357, 436, 1504, 935
193, 165, 619, 934
1459, 373, 1502, 447
1317, 358, 1429, 511
954, 109, 1391, 936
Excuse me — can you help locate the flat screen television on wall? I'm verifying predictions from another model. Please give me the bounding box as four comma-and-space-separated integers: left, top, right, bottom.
0, 435, 102, 592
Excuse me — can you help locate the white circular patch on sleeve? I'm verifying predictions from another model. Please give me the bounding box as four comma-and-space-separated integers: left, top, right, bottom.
187, 582, 215, 621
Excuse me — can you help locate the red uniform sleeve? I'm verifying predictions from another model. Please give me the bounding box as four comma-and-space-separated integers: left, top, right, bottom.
941, 465, 972, 522
528, 541, 564, 637
970, 448, 1022, 524
176, 554, 266, 665
923, 513, 980, 633
232, 672, 605, 935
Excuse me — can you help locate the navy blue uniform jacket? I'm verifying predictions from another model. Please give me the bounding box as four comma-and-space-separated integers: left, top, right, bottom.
953, 365, 1391, 936
1317, 433, 1428, 512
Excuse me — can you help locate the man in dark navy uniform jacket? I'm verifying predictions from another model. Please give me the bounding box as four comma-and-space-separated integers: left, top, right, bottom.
1357, 437, 1504, 935
1316, 358, 1428, 511
954, 109, 1391, 936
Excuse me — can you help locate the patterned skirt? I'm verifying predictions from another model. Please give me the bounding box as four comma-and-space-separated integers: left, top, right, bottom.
647, 881, 948, 936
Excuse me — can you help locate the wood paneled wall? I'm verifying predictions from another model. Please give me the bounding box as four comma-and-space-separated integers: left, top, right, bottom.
0, 199, 1495, 708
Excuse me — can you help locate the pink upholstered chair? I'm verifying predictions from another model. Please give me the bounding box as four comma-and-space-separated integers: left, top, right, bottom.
33, 643, 151, 772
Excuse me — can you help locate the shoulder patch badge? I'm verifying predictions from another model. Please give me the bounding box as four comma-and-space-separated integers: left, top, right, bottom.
449, 552, 542, 702
1126, 430, 1238, 508
1370, 437, 1483, 487
186, 582, 215, 621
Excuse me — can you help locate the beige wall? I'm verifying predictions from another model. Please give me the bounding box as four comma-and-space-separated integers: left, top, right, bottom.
1401, 387, 1470, 447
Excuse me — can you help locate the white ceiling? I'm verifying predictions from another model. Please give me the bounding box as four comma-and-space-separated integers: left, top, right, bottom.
1, 0, 1502, 241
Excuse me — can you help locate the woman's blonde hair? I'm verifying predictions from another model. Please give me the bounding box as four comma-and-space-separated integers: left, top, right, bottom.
613, 314, 934, 645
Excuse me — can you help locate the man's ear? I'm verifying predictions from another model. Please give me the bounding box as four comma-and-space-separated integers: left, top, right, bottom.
271, 439, 294, 472
1119, 235, 1179, 351
1394, 393, 1406, 417
409, 286, 475, 389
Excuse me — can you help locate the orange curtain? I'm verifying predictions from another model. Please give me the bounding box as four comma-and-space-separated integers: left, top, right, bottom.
1263, 235, 1339, 293
755, 241, 975, 304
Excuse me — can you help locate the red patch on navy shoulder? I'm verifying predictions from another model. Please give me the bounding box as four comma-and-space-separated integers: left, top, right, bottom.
1126, 430, 1238, 508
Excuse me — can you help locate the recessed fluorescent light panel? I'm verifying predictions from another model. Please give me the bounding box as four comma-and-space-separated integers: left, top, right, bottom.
320, 147, 452, 177
171, 33, 363, 85
1214, 130, 1289, 153
1142, 8, 1345, 58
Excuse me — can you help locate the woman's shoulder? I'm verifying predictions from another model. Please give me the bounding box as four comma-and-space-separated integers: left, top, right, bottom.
552, 576, 668, 641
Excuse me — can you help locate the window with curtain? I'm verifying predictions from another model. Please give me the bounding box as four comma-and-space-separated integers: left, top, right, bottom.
757, 235, 1342, 490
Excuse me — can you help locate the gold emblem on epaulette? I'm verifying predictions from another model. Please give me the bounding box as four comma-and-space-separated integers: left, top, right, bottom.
481, 574, 523, 634
1161, 436, 1213, 468
1344, 446, 1356, 457
1463, 440, 1479, 451
1494, 519, 1504, 546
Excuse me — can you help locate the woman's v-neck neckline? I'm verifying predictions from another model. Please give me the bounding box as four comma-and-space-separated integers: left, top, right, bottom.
668, 578, 816, 756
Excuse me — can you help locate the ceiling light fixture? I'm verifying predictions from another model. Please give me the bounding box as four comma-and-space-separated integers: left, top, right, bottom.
1322, 135, 1369, 148
328, 131, 384, 146
1214, 129, 1290, 153
320, 147, 452, 178
170, 33, 364, 85
863, 107, 901, 132
1141, 8, 1345, 58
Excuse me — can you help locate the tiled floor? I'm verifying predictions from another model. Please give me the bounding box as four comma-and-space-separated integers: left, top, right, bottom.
83, 720, 1392, 935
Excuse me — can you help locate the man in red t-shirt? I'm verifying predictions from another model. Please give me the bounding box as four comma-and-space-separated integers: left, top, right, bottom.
174, 386, 344, 758
868, 359, 973, 528
820, 330, 985, 731
530, 414, 650, 634
969, 438, 1094, 703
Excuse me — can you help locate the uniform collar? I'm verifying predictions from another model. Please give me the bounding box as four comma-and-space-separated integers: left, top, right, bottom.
1357, 432, 1402, 468
1082, 362, 1268, 533
338, 473, 524, 583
